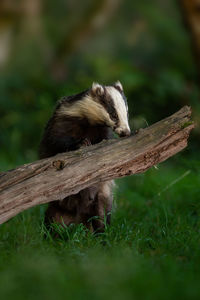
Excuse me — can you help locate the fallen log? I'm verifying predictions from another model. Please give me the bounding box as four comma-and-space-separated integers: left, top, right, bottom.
0, 106, 194, 224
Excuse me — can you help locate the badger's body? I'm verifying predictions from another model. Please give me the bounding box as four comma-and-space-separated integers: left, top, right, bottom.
39, 81, 130, 232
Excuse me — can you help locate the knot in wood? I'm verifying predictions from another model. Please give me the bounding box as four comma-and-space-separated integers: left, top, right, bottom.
52, 160, 65, 171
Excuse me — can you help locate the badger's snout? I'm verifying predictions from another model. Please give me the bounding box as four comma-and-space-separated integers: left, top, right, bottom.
115, 127, 131, 137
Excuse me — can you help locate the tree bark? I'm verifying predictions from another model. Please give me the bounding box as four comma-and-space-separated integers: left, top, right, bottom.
0, 106, 194, 224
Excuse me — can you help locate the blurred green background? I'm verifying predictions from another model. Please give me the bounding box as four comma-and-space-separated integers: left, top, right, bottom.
0, 0, 199, 170
0, 1, 200, 299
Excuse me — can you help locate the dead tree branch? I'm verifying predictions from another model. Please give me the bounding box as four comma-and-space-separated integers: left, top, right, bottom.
0, 106, 194, 224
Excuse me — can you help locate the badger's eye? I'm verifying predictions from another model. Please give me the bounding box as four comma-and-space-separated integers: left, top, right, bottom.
111, 113, 118, 122
112, 112, 117, 118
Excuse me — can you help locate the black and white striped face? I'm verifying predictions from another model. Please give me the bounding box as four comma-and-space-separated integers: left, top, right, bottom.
91, 81, 131, 137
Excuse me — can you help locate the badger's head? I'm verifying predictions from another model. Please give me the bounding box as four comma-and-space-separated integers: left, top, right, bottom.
58, 81, 131, 137
89, 81, 131, 137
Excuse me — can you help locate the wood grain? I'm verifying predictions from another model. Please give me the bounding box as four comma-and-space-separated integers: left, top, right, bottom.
0, 106, 194, 224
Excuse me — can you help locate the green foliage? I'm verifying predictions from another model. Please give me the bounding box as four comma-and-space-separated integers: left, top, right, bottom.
0, 0, 200, 170
1, 156, 200, 299
0, 0, 200, 298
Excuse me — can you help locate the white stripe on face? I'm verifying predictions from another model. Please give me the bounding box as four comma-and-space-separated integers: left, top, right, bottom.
106, 86, 130, 136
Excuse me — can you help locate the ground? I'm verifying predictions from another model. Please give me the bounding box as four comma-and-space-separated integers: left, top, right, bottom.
0, 151, 200, 300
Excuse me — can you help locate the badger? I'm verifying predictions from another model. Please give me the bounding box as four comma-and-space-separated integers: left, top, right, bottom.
39, 81, 130, 232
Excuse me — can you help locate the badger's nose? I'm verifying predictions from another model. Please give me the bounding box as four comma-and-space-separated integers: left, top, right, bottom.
119, 129, 131, 137
115, 127, 131, 137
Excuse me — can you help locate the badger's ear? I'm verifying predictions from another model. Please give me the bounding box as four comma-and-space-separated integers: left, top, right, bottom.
114, 80, 123, 92
91, 82, 104, 97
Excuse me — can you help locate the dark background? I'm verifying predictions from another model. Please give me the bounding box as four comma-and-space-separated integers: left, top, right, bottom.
0, 0, 199, 170
0, 1, 200, 299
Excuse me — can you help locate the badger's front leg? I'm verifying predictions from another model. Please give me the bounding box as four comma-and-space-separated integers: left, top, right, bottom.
75, 186, 98, 230
92, 181, 114, 232
44, 200, 78, 231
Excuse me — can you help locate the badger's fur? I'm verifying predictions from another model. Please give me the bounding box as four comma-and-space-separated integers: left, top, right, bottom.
39, 81, 130, 232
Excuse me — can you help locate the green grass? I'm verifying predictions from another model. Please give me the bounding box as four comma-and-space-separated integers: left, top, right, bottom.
0, 153, 200, 300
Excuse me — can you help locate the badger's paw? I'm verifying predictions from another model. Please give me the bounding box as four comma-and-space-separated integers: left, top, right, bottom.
81, 138, 92, 147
